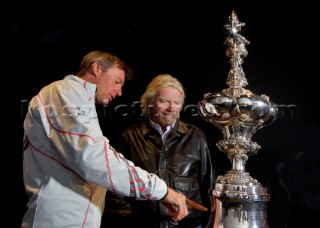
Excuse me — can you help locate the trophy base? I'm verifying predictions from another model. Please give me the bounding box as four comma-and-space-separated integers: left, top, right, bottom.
212, 183, 270, 228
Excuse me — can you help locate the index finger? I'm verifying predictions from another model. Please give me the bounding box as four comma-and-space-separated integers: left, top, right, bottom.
186, 198, 208, 212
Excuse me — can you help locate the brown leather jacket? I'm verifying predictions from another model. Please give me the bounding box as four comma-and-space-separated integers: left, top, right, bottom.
121, 119, 216, 228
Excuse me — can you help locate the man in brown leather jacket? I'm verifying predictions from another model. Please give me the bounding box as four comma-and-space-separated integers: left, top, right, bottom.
121, 74, 216, 228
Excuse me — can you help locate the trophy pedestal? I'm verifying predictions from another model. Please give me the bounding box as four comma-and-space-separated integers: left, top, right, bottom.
212, 183, 270, 228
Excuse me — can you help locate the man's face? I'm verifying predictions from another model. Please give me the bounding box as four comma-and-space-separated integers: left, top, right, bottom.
149, 87, 183, 128
95, 67, 125, 105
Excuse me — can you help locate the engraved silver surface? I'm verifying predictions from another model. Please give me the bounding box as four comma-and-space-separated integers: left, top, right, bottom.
198, 11, 278, 228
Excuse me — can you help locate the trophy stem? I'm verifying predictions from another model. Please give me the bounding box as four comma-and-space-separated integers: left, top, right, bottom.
232, 155, 245, 171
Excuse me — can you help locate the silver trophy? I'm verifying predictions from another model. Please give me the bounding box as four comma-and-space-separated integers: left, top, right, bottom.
198, 11, 278, 228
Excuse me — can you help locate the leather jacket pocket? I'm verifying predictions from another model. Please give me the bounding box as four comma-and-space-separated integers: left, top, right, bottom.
173, 177, 199, 198
173, 177, 202, 217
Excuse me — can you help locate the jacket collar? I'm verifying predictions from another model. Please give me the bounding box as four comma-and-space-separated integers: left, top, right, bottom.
140, 119, 188, 136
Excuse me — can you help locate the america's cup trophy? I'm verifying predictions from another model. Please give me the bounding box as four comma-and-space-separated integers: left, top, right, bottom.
198, 11, 278, 228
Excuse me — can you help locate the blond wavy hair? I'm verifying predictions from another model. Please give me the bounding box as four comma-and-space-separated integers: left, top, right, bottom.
140, 74, 185, 117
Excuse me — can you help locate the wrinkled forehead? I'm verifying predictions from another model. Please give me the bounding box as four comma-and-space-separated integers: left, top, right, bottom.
157, 87, 184, 102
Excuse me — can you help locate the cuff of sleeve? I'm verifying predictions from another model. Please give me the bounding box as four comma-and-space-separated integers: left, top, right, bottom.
158, 187, 169, 201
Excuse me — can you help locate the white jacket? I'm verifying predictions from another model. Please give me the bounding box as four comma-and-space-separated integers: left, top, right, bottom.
21, 75, 167, 228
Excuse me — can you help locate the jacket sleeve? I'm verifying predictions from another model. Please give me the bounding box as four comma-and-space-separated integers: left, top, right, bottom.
199, 130, 216, 228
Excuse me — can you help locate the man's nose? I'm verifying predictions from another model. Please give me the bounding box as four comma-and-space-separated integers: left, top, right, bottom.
116, 88, 122, 96
166, 103, 174, 110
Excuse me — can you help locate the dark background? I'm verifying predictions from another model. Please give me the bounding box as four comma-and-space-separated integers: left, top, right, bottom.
12, 2, 319, 228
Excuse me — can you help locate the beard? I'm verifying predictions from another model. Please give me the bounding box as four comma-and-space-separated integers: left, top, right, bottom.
154, 111, 179, 127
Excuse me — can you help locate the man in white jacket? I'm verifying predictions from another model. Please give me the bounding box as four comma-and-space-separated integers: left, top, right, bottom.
21, 51, 206, 228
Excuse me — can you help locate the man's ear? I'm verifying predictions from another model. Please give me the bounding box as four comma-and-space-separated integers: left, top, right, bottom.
91, 62, 100, 75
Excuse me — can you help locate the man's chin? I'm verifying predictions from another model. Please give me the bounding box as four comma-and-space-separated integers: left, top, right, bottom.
162, 119, 176, 126
101, 99, 110, 106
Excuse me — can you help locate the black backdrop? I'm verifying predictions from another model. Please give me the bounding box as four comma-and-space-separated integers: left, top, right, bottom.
12, 2, 319, 228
